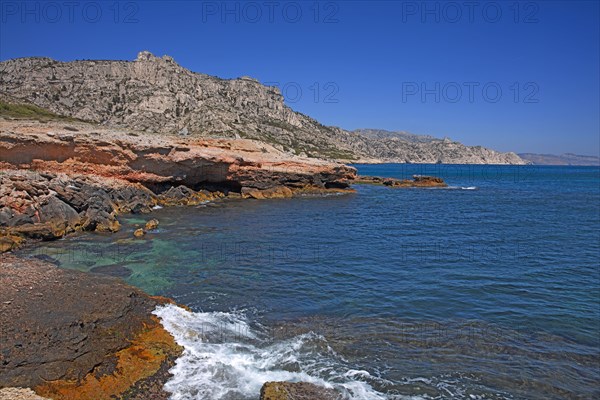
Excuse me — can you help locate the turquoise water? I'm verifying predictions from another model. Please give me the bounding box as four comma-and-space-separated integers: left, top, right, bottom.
20, 165, 600, 399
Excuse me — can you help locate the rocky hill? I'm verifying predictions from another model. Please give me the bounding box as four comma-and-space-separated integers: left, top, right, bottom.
518, 153, 600, 166
0, 51, 526, 164
354, 128, 438, 143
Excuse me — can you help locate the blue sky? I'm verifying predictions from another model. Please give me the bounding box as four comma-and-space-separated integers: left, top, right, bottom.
1, 0, 598, 155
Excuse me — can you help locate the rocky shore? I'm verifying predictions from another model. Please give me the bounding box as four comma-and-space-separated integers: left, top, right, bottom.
0, 118, 356, 251
0, 116, 445, 399
0, 114, 361, 398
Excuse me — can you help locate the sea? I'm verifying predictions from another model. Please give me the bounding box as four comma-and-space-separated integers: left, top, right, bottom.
17, 164, 600, 399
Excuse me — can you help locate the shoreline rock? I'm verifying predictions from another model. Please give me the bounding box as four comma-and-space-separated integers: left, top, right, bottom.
0, 388, 50, 400
0, 254, 182, 400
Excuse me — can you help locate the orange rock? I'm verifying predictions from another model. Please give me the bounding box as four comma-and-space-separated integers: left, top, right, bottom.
35, 316, 182, 400
0, 234, 24, 252
144, 219, 159, 231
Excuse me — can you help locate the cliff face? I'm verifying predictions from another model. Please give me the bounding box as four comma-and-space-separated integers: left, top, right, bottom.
0, 119, 355, 191
0, 51, 526, 164
344, 130, 527, 164
0, 52, 355, 160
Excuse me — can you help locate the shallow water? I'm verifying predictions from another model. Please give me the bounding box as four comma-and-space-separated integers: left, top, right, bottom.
19, 164, 600, 399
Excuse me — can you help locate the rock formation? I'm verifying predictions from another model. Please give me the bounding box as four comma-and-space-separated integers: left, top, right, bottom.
0, 52, 526, 164
355, 174, 448, 188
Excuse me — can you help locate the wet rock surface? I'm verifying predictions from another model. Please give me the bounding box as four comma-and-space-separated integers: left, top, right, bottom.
0, 254, 181, 399
260, 382, 343, 400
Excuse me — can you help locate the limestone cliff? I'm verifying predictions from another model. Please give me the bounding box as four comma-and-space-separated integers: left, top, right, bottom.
0, 51, 526, 164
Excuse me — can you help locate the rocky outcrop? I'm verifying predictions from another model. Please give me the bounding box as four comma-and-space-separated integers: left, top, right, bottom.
0, 52, 526, 164
0, 388, 50, 400
355, 174, 448, 188
0, 169, 157, 250
260, 382, 342, 400
0, 254, 182, 399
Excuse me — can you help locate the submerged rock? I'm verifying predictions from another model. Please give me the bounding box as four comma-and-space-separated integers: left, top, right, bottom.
90, 264, 133, 278
134, 228, 146, 238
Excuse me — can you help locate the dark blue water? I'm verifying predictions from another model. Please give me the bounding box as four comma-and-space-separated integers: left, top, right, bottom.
20, 165, 600, 399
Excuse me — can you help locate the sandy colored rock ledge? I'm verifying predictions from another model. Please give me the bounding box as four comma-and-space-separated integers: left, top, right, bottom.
0, 254, 182, 400
0, 119, 356, 191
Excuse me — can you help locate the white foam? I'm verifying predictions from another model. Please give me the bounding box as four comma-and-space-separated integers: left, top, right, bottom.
153, 205, 163, 209
153, 304, 395, 400
445, 186, 478, 190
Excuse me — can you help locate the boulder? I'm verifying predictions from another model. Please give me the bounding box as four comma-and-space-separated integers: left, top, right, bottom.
144, 219, 159, 231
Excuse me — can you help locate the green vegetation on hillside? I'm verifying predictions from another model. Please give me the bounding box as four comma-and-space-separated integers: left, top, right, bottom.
0, 100, 80, 122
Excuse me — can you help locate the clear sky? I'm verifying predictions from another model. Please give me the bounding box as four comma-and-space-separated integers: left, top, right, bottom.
1, 0, 599, 155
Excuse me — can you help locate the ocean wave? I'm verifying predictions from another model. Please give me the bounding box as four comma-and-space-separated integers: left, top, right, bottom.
445, 186, 478, 190
153, 304, 397, 400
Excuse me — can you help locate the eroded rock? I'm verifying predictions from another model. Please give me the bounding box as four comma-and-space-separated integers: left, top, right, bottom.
0, 170, 157, 248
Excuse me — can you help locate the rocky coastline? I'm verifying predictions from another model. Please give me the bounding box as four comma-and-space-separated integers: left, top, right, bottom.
0, 114, 357, 398
0, 111, 361, 398
0, 115, 446, 399
0, 254, 182, 400
0, 118, 356, 252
